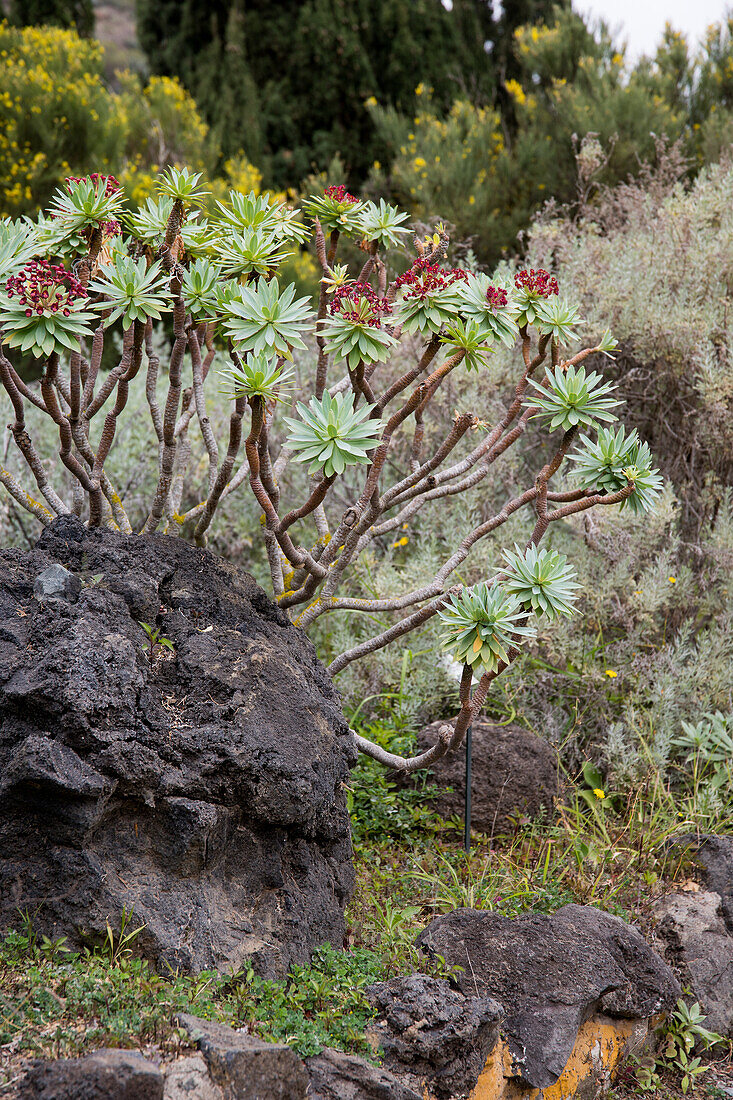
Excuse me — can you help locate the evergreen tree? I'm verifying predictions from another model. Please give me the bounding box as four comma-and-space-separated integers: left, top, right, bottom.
9, 0, 94, 36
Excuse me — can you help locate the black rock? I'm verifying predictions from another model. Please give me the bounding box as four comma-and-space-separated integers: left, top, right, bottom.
416, 904, 680, 1090
176, 1014, 309, 1099
18, 1049, 163, 1100
305, 1048, 423, 1100
366, 974, 503, 1098
0, 516, 357, 977
408, 720, 561, 834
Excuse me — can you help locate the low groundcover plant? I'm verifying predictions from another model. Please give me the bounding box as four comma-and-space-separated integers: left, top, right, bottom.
0, 169, 662, 771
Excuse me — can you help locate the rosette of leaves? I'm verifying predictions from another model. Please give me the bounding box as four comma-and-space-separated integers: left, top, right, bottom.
215, 190, 308, 245
0, 260, 95, 358
302, 188, 365, 235
88, 256, 172, 328
438, 582, 535, 674
212, 226, 292, 279
182, 258, 221, 319
570, 425, 663, 514
535, 298, 583, 346
221, 278, 314, 358
219, 353, 294, 402
284, 391, 383, 476
441, 318, 493, 372
393, 279, 463, 336
526, 365, 620, 431
357, 199, 410, 249
456, 274, 518, 346
501, 544, 580, 618
321, 294, 397, 370
158, 166, 209, 205
47, 176, 123, 238
125, 197, 212, 256
0, 219, 40, 281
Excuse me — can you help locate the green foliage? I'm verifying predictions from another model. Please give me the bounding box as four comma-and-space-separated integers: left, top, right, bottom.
7, 0, 94, 36
571, 427, 663, 515
501, 544, 580, 619
220, 278, 314, 358
635, 1000, 727, 1094
89, 256, 171, 329
47, 176, 123, 237
284, 392, 382, 478
438, 583, 535, 674
527, 364, 620, 432
219, 354, 294, 403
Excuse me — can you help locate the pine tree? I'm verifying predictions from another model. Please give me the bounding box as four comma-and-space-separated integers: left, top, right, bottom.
9, 0, 94, 36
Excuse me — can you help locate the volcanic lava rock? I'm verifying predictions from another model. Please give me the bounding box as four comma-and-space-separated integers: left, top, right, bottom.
0, 516, 356, 977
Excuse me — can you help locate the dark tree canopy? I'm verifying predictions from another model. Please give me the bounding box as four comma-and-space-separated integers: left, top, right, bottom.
7, 0, 94, 36
136, 0, 562, 186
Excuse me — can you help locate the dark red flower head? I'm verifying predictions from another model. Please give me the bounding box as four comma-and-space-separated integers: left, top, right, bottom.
324, 184, 358, 206
329, 281, 391, 326
394, 257, 468, 301
485, 285, 508, 309
514, 268, 558, 298
5, 260, 87, 314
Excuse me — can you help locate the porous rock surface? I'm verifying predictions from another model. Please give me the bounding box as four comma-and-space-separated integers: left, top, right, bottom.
676, 834, 733, 932
655, 890, 733, 1037
366, 973, 503, 1098
412, 719, 561, 834
305, 1047, 423, 1100
18, 1049, 164, 1099
417, 903, 680, 1092
0, 516, 356, 977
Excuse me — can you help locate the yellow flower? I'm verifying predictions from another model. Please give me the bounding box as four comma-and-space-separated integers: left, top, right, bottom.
365, 95, 377, 107
669, 576, 677, 584
604, 669, 617, 678
593, 788, 606, 800
392, 536, 409, 548
413, 156, 426, 169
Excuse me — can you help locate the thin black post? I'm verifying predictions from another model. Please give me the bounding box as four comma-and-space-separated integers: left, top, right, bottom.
464, 724, 473, 853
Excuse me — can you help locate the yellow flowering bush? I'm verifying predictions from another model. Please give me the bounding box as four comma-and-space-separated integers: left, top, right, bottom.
0, 22, 120, 215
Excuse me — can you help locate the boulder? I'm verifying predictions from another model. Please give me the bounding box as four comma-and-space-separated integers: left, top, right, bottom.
19, 1049, 163, 1100
674, 835, 733, 933
176, 1015, 308, 1100
417, 904, 680, 1097
655, 890, 733, 1036
305, 1047, 423, 1100
162, 1055, 224, 1100
411, 720, 560, 834
366, 974, 502, 1098
0, 516, 357, 977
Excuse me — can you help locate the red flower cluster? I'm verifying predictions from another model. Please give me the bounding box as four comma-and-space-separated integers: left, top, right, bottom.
5, 260, 87, 318
486, 285, 508, 309
325, 184, 358, 205
64, 174, 121, 236
329, 281, 391, 327
65, 173, 121, 196
394, 257, 468, 301
514, 268, 558, 297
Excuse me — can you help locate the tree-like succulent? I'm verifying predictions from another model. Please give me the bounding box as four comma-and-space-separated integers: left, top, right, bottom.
47, 175, 122, 238
535, 298, 583, 346
284, 391, 383, 476
302, 185, 365, 235
215, 190, 308, 245
456, 273, 518, 346
513, 267, 559, 327
441, 317, 493, 372
571, 425, 663, 513
527, 364, 620, 431
212, 226, 292, 279
219, 353, 294, 402
125, 196, 212, 255
392, 259, 466, 335
158, 166, 209, 204
0, 218, 40, 281
321, 282, 396, 369
182, 258, 221, 319
220, 277, 314, 358
0, 260, 94, 357
89, 256, 171, 328
438, 582, 535, 674
501, 543, 580, 618
357, 199, 410, 249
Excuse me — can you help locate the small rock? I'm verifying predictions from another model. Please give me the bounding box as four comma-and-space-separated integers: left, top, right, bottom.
33, 563, 81, 604
408, 720, 561, 834
175, 1014, 308, 1100
417, 904, 680, 1094
19, 1049, 163, 1099
305, 1047, 423, 1100
655, 891, 733, 1036
674, 835, 733, 933
163, 1054, 224, 1099
366, 973, 502, 1098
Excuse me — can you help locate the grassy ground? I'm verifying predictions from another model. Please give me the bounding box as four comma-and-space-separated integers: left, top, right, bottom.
1, 716, 732, 1098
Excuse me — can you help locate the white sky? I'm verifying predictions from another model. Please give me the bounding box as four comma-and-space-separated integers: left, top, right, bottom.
575, 0, 730, 59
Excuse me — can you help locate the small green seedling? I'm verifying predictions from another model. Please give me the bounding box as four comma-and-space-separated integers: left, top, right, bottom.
138, 621, 175, 667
